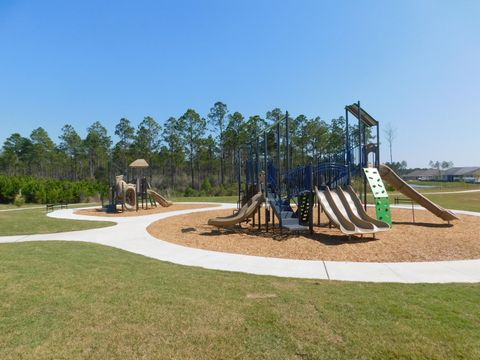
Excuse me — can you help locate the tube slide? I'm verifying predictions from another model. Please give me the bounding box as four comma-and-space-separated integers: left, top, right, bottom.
379, 164, 459, 221
147, 189, 173, 207
123, 187, 137, 211
208, 193, 264, 227
115, 175, 136, 211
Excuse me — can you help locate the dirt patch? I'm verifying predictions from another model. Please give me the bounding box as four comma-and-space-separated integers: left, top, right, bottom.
147, 207, 480, 262
76, 203, 219, 217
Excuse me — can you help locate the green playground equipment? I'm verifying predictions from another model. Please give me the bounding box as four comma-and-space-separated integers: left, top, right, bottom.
363, 167, 392, 225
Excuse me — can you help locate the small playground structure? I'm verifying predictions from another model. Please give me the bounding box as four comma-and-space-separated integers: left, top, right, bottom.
109, 159, 172, 212
208, 101, 458, 237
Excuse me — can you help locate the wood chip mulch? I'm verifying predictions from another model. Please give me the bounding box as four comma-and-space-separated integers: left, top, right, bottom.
147, 207, 480, 262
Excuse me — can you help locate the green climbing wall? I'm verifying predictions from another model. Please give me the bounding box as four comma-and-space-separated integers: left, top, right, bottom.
363, 168, 392, 225
375, 197, 392, 225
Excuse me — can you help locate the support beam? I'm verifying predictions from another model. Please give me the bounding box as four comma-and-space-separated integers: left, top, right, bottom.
264, 131, 268, 198
237, 149, 241, 207
276, 120, 281, 194
345, 107, 351, 185
285, 111, 290, 198
376, 123, 380, 168
359, 101, 367, 211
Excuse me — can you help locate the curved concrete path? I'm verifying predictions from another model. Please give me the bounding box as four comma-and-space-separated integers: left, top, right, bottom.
1, 203, 479, 284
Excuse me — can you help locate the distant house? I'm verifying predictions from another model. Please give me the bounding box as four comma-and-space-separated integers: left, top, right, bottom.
403, 167, 480, 183
442, 167, 480, 183
403, 169, 443, 181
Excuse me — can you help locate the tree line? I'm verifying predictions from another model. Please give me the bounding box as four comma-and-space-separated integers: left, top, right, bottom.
0, 103, 367, 196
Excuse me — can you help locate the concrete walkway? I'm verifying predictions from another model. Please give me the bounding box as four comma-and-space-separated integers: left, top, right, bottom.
1, 203, 479, 284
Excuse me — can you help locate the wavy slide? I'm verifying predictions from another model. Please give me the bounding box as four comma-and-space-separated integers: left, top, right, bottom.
341, 186, 390, 231
147, 189, 173, 207
208, 192, 264, 227
379, 164, 458, 222
315, 186, 357, 235
315, 186, 389, 236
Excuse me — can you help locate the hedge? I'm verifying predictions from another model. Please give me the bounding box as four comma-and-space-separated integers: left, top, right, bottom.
0, 175, 109, 204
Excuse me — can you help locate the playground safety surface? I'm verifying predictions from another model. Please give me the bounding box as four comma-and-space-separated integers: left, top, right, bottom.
76, 203, 220, 217
147, 207, 480, 262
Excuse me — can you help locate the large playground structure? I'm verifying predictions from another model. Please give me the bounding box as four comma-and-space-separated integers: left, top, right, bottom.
208, 102, 459, 236
109, 158, 172, 212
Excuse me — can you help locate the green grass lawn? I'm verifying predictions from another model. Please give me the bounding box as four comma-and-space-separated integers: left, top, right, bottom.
423, 191, 480, 212
0, 202, 104, 210
0, 205, 114, 236
0, 241, 479, 359
0, 203, 46, 210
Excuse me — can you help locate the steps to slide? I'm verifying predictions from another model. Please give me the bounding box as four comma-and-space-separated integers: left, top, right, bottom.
267, 192, 309, 232
379, 164, 459, 222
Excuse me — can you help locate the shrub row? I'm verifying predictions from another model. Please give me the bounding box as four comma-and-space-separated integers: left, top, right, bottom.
182, 178, 238, 197
0, 175, 109, 204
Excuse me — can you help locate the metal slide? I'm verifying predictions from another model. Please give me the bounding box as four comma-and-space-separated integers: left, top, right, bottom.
379, 164, 459, 222
315, 186, 384, 235
315, 186, 357, 235
341, 186, 390, 231
208, 193, 264, 227
328, 189, 377, 232
146, 189, 173, 207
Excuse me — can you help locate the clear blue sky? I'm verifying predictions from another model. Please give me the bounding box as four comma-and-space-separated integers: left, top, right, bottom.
0, 0, 479, 168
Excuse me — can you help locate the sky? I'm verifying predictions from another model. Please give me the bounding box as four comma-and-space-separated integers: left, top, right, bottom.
0, 0, 479, 168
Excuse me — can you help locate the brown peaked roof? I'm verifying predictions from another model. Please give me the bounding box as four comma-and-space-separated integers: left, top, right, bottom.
129, 159, 149, 168
346, 103, 379, 127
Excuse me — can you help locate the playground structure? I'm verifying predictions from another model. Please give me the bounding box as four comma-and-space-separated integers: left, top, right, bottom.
208, 101, 458, 236
109, 159, 172, 212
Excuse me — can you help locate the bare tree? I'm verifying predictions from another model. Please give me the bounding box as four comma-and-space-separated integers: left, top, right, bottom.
429, 160, 453, 180
441, 161, 453, 170
383, 123, 396, 163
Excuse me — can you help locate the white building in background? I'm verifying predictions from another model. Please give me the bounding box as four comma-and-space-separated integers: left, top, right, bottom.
403, 167, 480, 183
